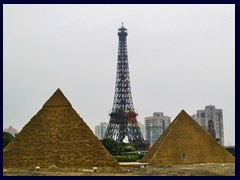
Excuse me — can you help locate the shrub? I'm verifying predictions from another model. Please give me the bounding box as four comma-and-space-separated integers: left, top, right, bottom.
225, 147, 235, 157
3, 132, 14, 148
114, 153, 145, 162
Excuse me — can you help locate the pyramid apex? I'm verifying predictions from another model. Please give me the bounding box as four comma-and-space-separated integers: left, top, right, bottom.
43, 88, 72, 107
180, 109, 187, 114
174, 110, 190, 121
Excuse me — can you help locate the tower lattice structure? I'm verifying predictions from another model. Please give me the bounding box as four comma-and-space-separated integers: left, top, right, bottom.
104, 24, 147, 150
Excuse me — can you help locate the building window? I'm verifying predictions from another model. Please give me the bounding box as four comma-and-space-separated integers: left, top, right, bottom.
181, 154, 187, 160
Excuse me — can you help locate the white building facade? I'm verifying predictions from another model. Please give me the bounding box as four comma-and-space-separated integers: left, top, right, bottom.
95, 122, 108, 140
194, 105, 224, 146
3, 126, 18, 136
138, 122, 146, 140
145, 112, 171, 148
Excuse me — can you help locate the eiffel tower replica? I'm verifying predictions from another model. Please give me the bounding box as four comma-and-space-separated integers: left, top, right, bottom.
104, 24, 147, 150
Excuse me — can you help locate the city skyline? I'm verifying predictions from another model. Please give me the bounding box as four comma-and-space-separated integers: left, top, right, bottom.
95, 106, 225, 147
3, 4, 235, 146
4, 104, 232, 146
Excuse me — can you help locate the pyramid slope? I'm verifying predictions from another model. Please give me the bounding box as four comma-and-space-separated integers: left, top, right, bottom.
141, 110, 235, 166
3, 89, 119, 169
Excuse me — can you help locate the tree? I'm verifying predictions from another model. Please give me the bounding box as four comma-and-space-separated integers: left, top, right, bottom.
122, 144, 137, 152
101, 138, 125, 155
3, 132, 14, 148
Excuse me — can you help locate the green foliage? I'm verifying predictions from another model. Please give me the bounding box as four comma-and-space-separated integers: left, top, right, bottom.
225, 147, 235, 157
101, 138, 125, 155
101, 138, 146, 162
3, 132, 14, 148
114, 153, 145, 162
122, 144, 137, 152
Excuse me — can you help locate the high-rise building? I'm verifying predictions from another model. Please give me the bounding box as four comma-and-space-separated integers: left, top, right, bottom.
194, 105, 224, 146
138, 122, 146, 140
95, 122, 108, 140
4, 125, 18, 136
191, 114, 198, 121
145, 112, 171, 148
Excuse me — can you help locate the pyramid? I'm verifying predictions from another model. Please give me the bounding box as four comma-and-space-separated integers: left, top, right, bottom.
3, 88, 119, 169
140, 110, 235, 166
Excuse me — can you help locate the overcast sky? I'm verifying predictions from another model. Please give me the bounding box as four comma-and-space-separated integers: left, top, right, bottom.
3, 4, 235, 146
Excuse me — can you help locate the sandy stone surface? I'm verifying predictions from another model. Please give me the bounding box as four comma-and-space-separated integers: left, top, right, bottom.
3, 89, 119, 168
3, 163, 235, 176
141, 111, 235, 166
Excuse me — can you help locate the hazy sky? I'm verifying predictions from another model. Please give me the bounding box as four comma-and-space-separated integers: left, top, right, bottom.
3, 4, 235, 146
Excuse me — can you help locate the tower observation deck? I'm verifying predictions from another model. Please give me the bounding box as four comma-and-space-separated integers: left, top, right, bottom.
104, 24, 147, 150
